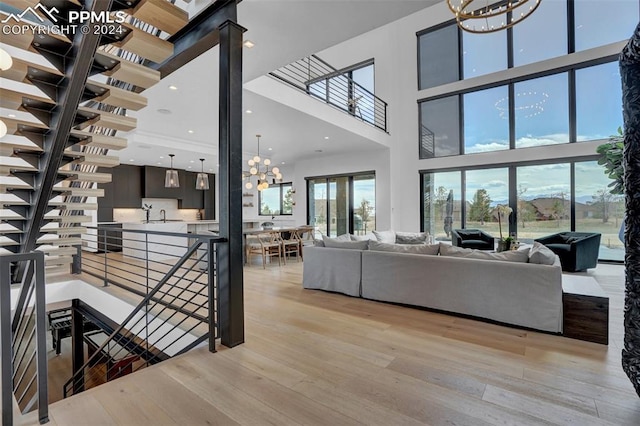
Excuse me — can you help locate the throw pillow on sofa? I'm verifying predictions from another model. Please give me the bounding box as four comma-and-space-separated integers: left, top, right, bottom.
528, 241, 556, 265
322, 236, 369, 250
373, 229, 396, 243
439, 243, 473, 257
369, 240, 439, 255
440, 243, 529, 263
351, 233, 376, 241
395, 231, 428, 245
464, 249, 530, 263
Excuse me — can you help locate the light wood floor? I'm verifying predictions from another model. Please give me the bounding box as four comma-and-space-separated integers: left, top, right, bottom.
18, 262, 640, 425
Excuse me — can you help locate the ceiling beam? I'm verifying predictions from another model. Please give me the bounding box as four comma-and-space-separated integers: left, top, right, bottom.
148, 0, 241, 78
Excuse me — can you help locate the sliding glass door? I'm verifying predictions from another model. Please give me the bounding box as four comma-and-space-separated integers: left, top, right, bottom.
307, 172, 375, 237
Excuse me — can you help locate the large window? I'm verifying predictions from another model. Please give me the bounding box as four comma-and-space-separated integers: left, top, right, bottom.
418, 24, 459, 90
514, 73, 569, 148
576, 62, 624, 142
258, 183, 293, 216
420, 160, 625, 262
512, 0, 567, 67
419, 95, 460, 158
417, 1, 635, 158
575, 161, 624, 261
464, 86, 509, 154
465, 168, 510, 236
574, 0, 639, 52
516, 164, 571, 240
422, 171, 461, 241
307, 172, 375, 237
462, 17, 507, 79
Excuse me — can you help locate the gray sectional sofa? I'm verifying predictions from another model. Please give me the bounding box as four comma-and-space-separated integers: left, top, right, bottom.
302, 244, 563, 333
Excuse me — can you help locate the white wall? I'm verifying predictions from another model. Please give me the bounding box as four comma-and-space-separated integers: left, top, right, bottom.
290, 148, 391, 230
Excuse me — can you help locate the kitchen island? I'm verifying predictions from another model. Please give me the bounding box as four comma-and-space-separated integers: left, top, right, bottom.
122, 221, 190, 262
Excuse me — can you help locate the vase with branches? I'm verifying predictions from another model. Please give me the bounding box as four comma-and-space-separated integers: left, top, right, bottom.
495, 204, 513, 252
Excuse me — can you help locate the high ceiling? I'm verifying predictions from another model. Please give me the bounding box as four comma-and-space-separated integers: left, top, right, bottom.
120, 0, 439, 171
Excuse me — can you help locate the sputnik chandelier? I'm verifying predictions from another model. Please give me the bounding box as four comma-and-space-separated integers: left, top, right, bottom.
447, 0, 542, 34
242, 134, 283, 191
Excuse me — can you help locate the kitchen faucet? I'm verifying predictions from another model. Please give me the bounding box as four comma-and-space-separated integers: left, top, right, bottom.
160, 209, 166, 223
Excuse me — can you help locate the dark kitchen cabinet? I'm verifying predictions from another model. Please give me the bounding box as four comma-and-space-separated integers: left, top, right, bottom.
179, 172, 205, 209
144, 166, 185, 199
98, 165, 143, 210
203, 173, 216, 220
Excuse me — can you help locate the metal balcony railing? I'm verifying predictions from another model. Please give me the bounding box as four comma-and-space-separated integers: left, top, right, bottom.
270, 55, 388, 132
1, 251, 48, 426
62, 226, 224, 398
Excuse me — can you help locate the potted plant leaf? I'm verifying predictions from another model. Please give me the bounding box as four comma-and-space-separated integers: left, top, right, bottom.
596, 127, 624, 241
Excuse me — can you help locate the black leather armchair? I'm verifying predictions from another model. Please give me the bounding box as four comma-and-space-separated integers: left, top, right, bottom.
451, 229, 495, 250
534, 232, 601, 272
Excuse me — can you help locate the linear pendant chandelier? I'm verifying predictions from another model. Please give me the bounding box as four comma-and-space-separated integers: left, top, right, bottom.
447, 0, 542, 34
165, 154, 180, 188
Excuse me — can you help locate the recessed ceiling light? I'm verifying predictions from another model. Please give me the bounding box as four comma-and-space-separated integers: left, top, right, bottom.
188, 130, 194, 134
245, 109, 252, 114
281, 162, 286, 165
157, 162, 161, 165
8, 114, 16, 118
188, 166, 192, 169
168, 85, 178, 90
190, 160, 194, 163
324, 136, 330, 140
159, 156, 164, 159
243, 40, 255, 48
157, 108, 172, 114
129, 159, 135, 162
209, 168, 214, 171
268, 147, 272, 151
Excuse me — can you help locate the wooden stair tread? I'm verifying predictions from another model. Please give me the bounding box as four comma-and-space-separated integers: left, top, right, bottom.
44, 265, 70, 276
0, 229, 23, 234
98, 51, 161, 89
64, 151, 121, 168
0, 183, 34, 192
57, 170, 112, 183
46, 215, 92, 223
53, 187, 105, 197
45, 256, 74, 266
130, 0, 189, 35
37, 246, 78, 256
41, 227, 87, 234
0, 240, 19, 247
0, 87, 51, 111
116, 22, 174, 63
36, 237, 82, 246
48, 202, 98, 210
0, 200, 29, 206
76, 107, 137, 132
71, 130, 128, 151
0, 214, 26, 220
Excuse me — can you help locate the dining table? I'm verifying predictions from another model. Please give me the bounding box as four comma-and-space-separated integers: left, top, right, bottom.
242, 226, 312, 264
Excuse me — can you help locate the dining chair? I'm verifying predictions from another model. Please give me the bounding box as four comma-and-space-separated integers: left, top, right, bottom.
247, 232, 283, 268
281, 229, 302, 264
296, 226, 315, 260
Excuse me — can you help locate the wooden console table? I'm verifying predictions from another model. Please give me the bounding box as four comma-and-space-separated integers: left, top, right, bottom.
562, 276, 609, 345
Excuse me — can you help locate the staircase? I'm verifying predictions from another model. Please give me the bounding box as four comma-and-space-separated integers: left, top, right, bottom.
0, 0, 189, 278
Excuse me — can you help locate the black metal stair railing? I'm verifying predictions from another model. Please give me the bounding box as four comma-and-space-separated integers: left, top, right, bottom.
269, 54, 388, 132
0, 252, 48, 426
62, 227, 224, 398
